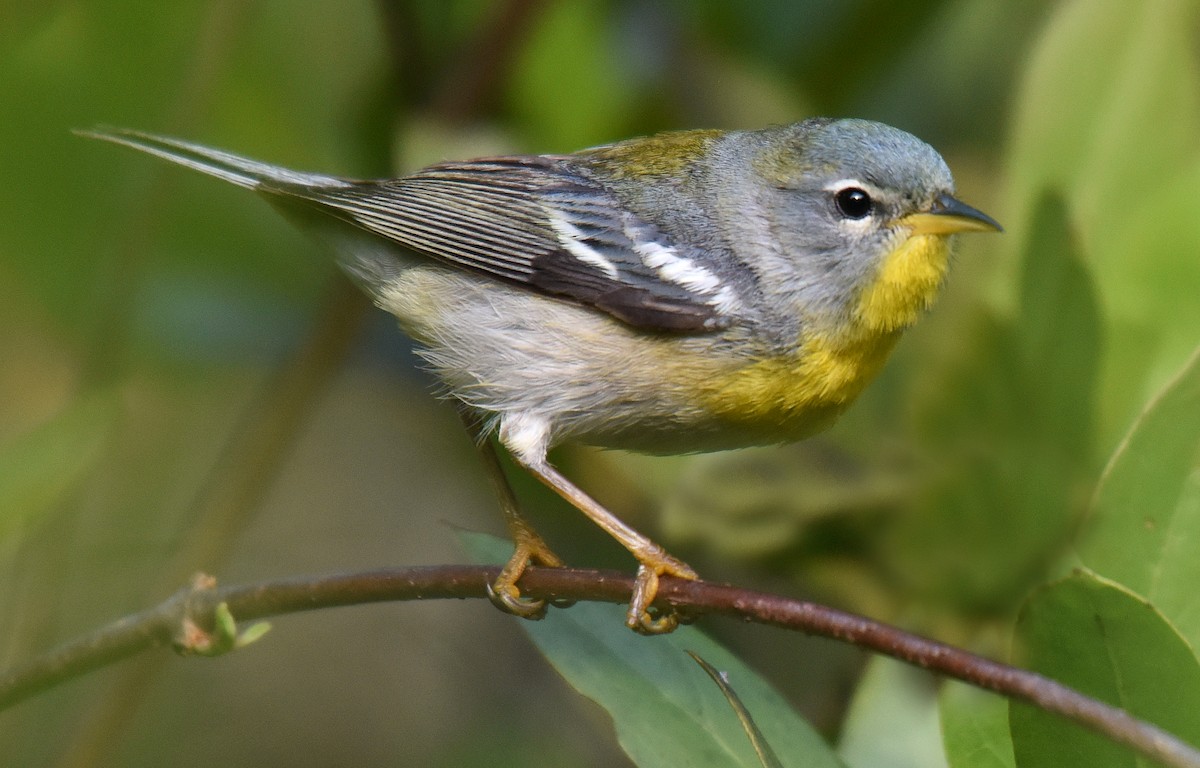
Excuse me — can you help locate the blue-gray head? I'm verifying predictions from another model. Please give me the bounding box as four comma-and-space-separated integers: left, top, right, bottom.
730, 118, 1000, 329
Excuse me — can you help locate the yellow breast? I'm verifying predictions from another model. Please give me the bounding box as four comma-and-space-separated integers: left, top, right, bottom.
693, 233, 951, 440
694, 328, 902, 439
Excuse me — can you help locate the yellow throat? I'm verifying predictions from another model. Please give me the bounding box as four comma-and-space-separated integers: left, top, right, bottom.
854, 232, 952, 334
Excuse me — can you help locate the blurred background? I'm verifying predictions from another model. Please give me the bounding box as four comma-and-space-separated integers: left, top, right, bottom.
1, 1, 1198, 766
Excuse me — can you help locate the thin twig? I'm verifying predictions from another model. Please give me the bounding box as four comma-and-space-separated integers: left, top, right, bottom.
428, 0, 548, 122
2, 566, 1197, 768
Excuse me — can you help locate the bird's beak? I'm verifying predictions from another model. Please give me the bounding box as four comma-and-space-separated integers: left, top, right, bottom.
900, 194, 1003, 235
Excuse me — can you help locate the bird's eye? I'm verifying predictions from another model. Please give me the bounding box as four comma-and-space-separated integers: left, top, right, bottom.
834, 187, 873, 219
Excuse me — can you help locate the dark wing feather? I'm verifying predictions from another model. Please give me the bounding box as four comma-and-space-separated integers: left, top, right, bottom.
260, 157, 735, 332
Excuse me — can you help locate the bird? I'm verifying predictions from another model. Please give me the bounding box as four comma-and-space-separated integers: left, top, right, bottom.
82, 118, 1001, 633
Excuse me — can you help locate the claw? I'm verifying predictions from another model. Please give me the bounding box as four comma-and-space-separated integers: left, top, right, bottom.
635, 608, 679, 635
626, 556, 699, 635
487, 577, 548, 620
488, 529, 567, 621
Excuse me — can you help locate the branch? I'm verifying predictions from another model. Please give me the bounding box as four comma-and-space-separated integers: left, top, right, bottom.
2, 566, 1197, 768
427, 0, 549, 122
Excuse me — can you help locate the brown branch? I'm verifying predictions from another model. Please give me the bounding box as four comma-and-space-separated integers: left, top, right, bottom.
375, 0, 549, 122
2, 566, 1197, 768
427, 0, 549, 122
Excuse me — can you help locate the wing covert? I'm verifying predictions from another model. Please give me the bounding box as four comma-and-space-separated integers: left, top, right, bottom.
263, 156, 739, 332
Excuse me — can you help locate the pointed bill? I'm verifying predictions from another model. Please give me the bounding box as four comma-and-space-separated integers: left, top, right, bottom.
901, 193, 1002, 235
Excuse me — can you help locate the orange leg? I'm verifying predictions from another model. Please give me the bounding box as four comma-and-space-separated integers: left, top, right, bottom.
518, 456, 697, 634
459, 408, 565, 620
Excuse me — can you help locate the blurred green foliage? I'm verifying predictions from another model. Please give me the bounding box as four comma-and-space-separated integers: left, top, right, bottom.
1, 1, 1198, 767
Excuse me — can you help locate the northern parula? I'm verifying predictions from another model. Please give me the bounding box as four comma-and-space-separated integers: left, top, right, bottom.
84, 119, 1000, 633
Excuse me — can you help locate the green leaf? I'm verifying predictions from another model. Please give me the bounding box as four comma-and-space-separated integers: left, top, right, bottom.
940, 681, 1016, 768
688, 651, 783, 768
879, 193, 1098, 613
1015, 192, 1099, 465
460, 531, 844, 768
1081, 346, 1200, 649
1009, 571, 1200, 768
838, 656, 948, 768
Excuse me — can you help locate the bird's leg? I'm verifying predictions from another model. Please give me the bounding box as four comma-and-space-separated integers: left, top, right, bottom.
458, 407, 565, 620
518, 456, 698, 634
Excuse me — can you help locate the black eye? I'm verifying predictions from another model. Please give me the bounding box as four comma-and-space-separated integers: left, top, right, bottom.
835, 187, 873, 219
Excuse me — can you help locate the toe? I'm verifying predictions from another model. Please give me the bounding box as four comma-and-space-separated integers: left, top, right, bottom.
487, 579, 549, 620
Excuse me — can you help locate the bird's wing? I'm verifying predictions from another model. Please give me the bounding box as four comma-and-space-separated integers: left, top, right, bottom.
82, 128, 740, 331
274, 157, 739, 332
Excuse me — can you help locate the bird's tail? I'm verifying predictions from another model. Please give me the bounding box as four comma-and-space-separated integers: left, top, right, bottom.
75, 127, 351, 190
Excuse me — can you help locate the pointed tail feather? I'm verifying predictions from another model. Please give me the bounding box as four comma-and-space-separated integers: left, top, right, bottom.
75, 127, 352, 190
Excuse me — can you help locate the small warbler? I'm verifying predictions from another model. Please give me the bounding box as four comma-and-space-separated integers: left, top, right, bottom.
84, 119, 1000, 633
